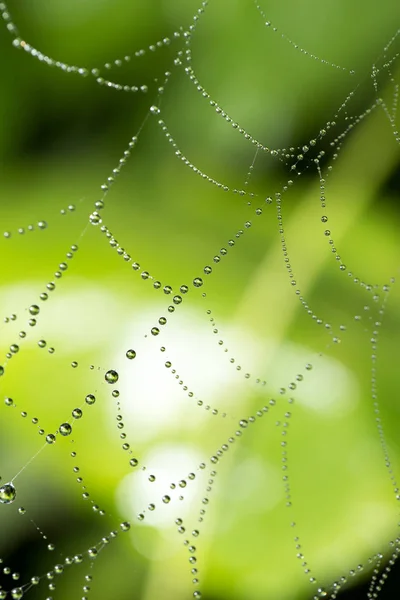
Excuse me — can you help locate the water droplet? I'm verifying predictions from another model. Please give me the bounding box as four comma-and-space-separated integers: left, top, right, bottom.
11, 588, 23, 599
150, 105, 160, 115
126, 349, 136, 359
29, 304, 40, 316
0, 482, 16, 504
85, 394, 96, 405
89, 212, 102, 225
105, 370, 119, 384
162, 495, 171, 504
46, 434, 56, 444
193, 277, 203, 288
59, 423, 72, 436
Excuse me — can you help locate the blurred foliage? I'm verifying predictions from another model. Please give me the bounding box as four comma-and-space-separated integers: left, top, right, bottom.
0, 1, 400, 600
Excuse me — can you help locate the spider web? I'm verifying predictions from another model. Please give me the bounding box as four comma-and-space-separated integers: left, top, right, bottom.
0, 1, 400, 599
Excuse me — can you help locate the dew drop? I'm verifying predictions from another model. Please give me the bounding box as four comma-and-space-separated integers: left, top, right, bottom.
126, 349, 136, 359
105, 370, 119, 384
29, 305, 40, 316
0, 482, 16, 504
59, 423, 72, 436
89, 212, 102, 225
85, 394, 96, 405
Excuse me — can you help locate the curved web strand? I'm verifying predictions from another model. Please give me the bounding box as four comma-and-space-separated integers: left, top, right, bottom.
253, 0, 355, 74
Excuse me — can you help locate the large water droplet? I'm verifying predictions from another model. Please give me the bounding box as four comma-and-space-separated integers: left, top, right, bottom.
0, 482, 16, 504
105, 370, 119, 384
59, 423, 72, 436
89, 211, 102, 225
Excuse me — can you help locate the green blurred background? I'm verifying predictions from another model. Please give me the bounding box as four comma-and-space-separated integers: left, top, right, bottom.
0, 1, 400, 599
